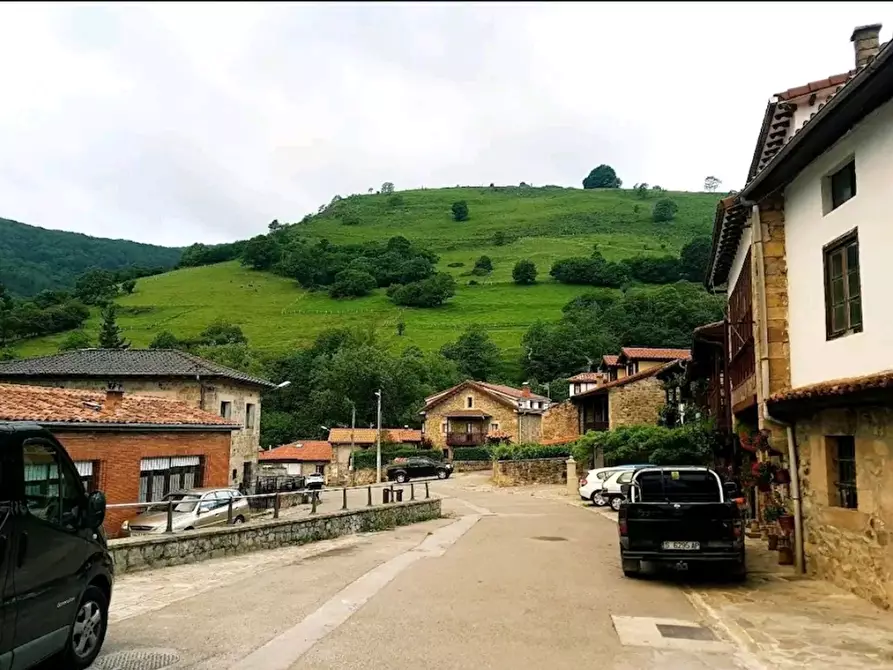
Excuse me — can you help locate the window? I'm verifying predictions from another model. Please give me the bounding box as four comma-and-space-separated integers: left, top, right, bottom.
466, 396, 473, 409
828, 159, 856, 212
636, 470, 721, 503
246, 403, 256, 429
617, 471, 634, 484
824, 229, 862, 339
573, 383, 581, 395
729, 250, 755, 388
491, 422, 500, 431
138, 456, 203, 503
315, 464, 325, 474
828, 436, 857, 509
220, 401, 232, 419
22, 439, 84, 530
73, 460, 98, 493
441, 421, 447, 435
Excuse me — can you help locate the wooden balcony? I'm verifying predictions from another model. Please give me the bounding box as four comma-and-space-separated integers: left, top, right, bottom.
446, 432, 487, 447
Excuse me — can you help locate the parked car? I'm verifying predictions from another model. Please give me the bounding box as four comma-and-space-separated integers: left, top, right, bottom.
597, 469, 639, 511
618, 466, 745, 579
304, 472, 325, 490
579, 464, 653, 506
121, 487, 251, 536
1, 421, 113, 670
386, 457, 453, 483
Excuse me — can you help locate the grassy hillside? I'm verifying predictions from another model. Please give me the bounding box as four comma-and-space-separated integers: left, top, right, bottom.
13, 186, 718, 359
0, 217, 181, 296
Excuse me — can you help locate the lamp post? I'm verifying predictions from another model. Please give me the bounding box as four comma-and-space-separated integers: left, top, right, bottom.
375, 389, 382, 483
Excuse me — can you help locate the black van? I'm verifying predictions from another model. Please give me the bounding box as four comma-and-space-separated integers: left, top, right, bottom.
1, 422, 113, 670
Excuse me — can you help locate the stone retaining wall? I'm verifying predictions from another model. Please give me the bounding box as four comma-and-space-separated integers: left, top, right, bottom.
452, 460, 492, 472
108, 498, 441, 575
492, 458, 567, 487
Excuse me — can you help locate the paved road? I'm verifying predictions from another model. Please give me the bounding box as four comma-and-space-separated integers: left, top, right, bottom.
88, 474, 786, 669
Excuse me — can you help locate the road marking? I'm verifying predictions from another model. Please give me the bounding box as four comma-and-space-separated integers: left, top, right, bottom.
684, 591, 769, 670
229, 513, 481, 670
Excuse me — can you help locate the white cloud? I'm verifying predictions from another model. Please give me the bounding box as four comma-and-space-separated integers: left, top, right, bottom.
0, 2, 889, 246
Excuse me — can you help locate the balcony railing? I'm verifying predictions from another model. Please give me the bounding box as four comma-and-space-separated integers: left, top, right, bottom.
583, 421, 609, 433
446, 432, 486, 446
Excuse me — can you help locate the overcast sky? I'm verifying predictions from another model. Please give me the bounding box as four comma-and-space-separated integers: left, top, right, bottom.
0, 2, 890, 247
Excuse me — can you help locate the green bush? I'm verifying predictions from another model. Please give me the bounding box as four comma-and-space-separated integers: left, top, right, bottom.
491, 443, 572, 461
571, 424, 716, 468
351, 447, 444, 470
452, 447, 492, 462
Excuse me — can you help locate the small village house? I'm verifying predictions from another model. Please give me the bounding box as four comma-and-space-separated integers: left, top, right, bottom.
258, 441, 333, 480
326, 427, 422, 483
0, 349, 275, 489
705, 23, 893, 605
0, 383, 238, 538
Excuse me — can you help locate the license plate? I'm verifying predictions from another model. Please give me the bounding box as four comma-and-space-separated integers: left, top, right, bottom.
662, 541, 700, 551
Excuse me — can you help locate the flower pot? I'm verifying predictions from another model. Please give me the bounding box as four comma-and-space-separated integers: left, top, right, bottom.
757, 481, 772, 492
778, 514, 795, 534
767, 534, 779, 551
774, 469, 791, 485
777, 545, 794, 565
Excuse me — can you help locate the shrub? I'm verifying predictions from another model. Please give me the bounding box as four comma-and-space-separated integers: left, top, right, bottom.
512, 259, 537, 285
451, 201, 469, 221
572, 424, 715, 468
652, 198, 679, 222
493, 231, 507, 246
351, 448, 443, 469
447, 262, 465, 268
390, 273, 456, 307
473, 255, 493, 273
452, 447, 492, 462
491, 443, 573, 461
329, 270, 377, 298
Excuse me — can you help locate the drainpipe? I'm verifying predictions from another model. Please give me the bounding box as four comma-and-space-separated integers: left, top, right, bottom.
750, 203, 805, 574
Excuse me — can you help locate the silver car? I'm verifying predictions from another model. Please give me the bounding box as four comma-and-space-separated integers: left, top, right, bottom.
121, 487, 251, 536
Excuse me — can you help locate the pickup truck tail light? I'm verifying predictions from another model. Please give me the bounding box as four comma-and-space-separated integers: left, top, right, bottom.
618, 520, 628, 536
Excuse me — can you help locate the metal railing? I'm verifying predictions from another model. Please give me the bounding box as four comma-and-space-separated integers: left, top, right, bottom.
105, 479, 434, 535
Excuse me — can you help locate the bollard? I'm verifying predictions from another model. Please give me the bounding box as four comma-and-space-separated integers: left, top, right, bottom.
383, 488, 390, 504
166, 500, 174, 533
410, 482, 415, 501
274, 492, 280, 519
425, 482, 429, 499
227, 497, 234, 524
342, 487, 348, 511
367, 486, 373, 507
311, 490, 318, 514
395, 488, 404, 503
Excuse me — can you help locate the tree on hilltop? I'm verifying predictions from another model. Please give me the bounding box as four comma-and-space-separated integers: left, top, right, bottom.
583, 165, 622, 189
704, 176, 722, 192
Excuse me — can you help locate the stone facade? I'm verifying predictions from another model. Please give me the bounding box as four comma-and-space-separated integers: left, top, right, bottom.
492, 458, 567, 487
423, 387, 526, 449
608, 375, 665, 428
107, 498, 442, 575
452, 460, 492, 472
796, 405, 893, 609
541, 401, 580, 442
13, 376, 262, 487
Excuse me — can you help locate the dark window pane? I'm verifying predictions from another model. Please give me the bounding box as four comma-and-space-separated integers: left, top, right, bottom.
849, 298, 862, 328
832, 305, 846, 332
831, 278, 845, 303
831, 252, 844, 278
831, 161, 856, 210
847, 243, 859, 269
636, 471, 720, 503
847, 271, 861, 299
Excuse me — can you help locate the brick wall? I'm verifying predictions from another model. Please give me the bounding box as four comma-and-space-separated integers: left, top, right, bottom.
608, 376, 665, 428
424, 388, 519, 448
541, 401, 580, 442
56, 430, 232, 538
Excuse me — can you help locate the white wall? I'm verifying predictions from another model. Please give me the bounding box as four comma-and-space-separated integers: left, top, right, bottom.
726, 225, 752, 298
784, 97, 893, 387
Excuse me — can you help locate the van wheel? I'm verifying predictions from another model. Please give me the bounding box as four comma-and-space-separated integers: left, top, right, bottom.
57, 585, 109, 669
233, 516, 245, 524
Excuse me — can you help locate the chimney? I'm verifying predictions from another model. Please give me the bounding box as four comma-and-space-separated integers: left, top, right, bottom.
521, 384, 531, 398
105, 381, 124, 412
851, 23, 882, 69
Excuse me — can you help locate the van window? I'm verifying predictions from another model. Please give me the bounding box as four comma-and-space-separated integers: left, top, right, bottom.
636, 470, 720, 503
22, 439, 85, 530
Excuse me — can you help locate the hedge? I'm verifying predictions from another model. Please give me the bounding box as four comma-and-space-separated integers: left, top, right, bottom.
570, 424, 715, 468
491, 443, 573, 462
451, 447, 492, 462
351, 447, 443, 470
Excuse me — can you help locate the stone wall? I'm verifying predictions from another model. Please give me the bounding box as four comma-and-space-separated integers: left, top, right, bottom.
492, 458, 567, 487
797, 405, 893, 609
108, 498, 441, 575
755, 198, 791, 402
452, 460, 492, 472
423, 386, 519, 449
608, 375, 665, 428
541, 401, 580, 443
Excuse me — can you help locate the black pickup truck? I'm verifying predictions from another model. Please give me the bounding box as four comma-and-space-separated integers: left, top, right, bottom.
617, 466, 746, 580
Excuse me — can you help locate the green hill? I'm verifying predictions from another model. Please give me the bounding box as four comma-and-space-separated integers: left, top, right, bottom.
12, 186, 718, 360
0, 217, 182, 296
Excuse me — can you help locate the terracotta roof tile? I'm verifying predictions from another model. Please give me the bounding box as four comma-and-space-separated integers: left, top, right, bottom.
259, 441, 333, 462
0, 383, 238, 428
619, 347, 691, 361
477, 381, 549, 402
572, 362, 674, 400
602, 355, 620, 367
769, 370, 893, 404
567, 372, 602, 382
774, 71, 854, 101
327, 428, 422, 445
422, 380, 548, 412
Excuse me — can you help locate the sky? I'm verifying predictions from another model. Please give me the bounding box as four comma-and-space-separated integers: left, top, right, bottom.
0, 2, 890, 247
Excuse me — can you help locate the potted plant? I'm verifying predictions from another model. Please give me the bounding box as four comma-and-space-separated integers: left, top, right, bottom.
774, 468, 791, 485
752, 461, 777, 492
777, 512, 795, 534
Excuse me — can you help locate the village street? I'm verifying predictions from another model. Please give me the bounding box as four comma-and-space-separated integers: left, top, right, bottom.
90, 473, 893, 670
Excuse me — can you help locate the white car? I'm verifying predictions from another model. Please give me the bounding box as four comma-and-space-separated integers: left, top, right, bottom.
579, 466, 639, 506
599, 469, 637, 511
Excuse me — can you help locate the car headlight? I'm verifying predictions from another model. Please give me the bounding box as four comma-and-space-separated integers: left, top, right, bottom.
121, 520, 130, 531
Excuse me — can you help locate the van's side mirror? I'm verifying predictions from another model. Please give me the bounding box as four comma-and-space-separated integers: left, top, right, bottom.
723, 481, 738, 497
620, 483, 631, 497
84, 491, 106, 529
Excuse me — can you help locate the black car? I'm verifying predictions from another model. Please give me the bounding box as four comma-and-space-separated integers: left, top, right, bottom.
1, 422, 113, 670
617, 466, 745, 580
386, 457, 453, 483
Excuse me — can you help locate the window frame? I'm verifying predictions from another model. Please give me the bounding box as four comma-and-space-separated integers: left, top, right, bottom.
826, 158, 857, 212
829, 435, 858, 509
245, 403, 256, 429
138, 456, 204, 503
21, 437, 87, 532
220, 401, 233, 419
466, 396, 474, 409
823, 228, 862, 340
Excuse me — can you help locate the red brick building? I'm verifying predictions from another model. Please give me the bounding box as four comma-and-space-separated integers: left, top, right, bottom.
0, 383, 238, 537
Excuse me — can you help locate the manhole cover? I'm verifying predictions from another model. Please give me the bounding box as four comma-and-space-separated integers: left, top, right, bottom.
656, 624, 716, 641
93, 649, 181, 670
532, 536, 568, 542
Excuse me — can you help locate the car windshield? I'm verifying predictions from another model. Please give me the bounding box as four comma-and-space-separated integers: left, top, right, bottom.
635, 470, 721, 503
159, 493, 201, 513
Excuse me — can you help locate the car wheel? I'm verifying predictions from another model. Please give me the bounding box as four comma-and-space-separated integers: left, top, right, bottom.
437, 469, 448, 480
56, 585, 109, 669
233, 516, 245, 525
396, 473, 407, 484
610, 496, 623, 512
590, 492, 607, 507
621, 558, 641, 578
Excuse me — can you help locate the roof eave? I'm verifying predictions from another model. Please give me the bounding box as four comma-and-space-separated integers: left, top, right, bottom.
38, 422, 239, 432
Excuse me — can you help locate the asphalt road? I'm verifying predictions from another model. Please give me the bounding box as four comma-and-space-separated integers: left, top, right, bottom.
92, 474, 758, 670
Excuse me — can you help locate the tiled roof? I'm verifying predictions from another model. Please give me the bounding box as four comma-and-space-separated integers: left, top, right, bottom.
567, 372, 602, 382
571, 363, 673, 400
619, 347, 691, 362
0, 349, 275, 388
774, 71, 854, 101
444, 409, 491, 418
602, 355, 620, 367
422, 380, 548, 412
259, 441, 333, 462
0, 383, 239, 428
769, 370, 893, 404
327, 428, 422, 445
477, 381, 548, 402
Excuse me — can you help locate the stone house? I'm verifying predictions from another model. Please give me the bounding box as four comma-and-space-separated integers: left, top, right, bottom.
0, 382, 237, 538
0, 349, 275, 488
704, 24, 893, 605
258, 441, 333, 480
326, 427, 422, 484
420, 381, 551, 454
569, 348, 691, 399
571, 364, 673, 434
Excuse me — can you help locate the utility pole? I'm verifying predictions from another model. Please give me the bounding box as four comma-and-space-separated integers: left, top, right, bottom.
375, 389, 383, 484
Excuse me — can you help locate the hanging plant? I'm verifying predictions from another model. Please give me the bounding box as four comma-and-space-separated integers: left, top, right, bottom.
774, 468, 791, 484
752, 460, 777, 491
763, 493, 788, 523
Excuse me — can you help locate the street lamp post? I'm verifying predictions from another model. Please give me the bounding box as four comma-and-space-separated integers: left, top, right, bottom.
375, 389, 382, 483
